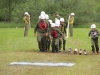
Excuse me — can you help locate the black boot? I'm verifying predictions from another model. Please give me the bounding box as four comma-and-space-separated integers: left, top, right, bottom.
95, 44, 99, 53
55, 45, 59, 52
91, 45, 95, 53
63, 40, 66, 50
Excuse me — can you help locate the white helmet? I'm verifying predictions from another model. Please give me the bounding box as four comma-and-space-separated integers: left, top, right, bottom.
48, 20, 52, 24
55, 19, 60, 26
60, 18, 64, 22
51, 23, 55, 27
25, 12, 29, 15
45, 14, 49, 19
91, 24, 96, 28
71, 13, 75, 15
40, 14, 45, 19
40, 11, 45, 15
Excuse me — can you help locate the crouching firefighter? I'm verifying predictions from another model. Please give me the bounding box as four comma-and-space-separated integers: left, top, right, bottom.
34, 14, 49, 52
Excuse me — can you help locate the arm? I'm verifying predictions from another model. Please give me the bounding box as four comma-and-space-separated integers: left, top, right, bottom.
97, 30, 100, 36
88, 31, 91, 37
57, 29, 62, 37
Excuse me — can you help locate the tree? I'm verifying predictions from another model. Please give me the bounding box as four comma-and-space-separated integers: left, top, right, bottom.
0, 0, 100, 28
0, 0, 26, 22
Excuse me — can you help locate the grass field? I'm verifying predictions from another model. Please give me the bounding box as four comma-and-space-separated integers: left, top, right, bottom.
0, 28, 100, 75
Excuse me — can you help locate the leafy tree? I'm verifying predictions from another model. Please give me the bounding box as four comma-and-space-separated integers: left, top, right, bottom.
0, 0, 26, 22
0, 0, 100, 27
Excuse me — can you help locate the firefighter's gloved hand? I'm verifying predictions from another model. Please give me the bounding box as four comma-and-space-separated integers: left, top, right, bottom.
46, 33, 48, 36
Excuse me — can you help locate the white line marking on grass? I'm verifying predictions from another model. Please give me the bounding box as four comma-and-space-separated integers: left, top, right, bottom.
9, 62, 75, 67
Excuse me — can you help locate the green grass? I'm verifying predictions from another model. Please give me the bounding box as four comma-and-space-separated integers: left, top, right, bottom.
0, 22, 24, 28
0, 28, 100, 75
0, 28, 38, 51
0, 28, 99, 52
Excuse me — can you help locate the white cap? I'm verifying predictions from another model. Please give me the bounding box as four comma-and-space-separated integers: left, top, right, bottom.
48, 20, 52, 24
40, 14, 45, 19
71, 13, 75, 15
91, 24, 96, 28
60, 18, 64, 22
25, 12, 29, 15
51, 23, 55, 27
55, 20, 60, 26
45, 14, 49, 19
40, 11, 45, 15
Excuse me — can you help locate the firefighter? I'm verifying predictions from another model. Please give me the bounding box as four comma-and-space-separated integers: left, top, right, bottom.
34, 14, 49, 52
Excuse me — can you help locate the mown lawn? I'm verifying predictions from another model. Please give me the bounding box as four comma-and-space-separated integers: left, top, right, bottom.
0, 28, 100, 75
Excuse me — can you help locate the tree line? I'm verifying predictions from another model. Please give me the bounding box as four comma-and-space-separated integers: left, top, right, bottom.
0, 0, 100, 27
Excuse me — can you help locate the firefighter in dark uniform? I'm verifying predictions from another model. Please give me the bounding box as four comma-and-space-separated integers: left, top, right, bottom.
50, 20, 62, 52
45, 14, 51, 51
88, 24, 100, 53
34, 14, 49, 52
55, 12, 60, 21
59, 18, 67, 51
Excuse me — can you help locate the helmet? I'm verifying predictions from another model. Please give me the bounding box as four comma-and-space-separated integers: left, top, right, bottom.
48, 20, 52, 24
40, 11, 45, 15
40, 14, 45, 19
51, 23, 55, 27
55, 20, 60, 26
71, 13, 75, 15
91, 24, 96, 28
45, 14, 49, 19
25, 12, 29, 15
60, 18, 64, 22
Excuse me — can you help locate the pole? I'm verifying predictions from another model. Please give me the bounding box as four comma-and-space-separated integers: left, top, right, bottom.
66, 15, 70, 38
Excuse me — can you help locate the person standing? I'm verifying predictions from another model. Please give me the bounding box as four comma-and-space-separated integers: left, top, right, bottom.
45, 14, 51, 51
59, 18, 67, 51
88, 24, 100, 53
34, 14, 49, 52
23, 12, 30, 37
68, 13, 75, 37
55, 12, 60, 21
